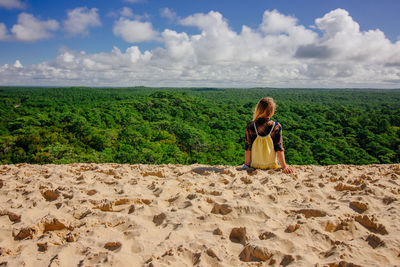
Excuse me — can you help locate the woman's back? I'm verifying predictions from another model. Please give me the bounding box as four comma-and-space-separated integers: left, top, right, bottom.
250, 119, 279, 169
245, 117, 284, 153
243, 97, 293, 173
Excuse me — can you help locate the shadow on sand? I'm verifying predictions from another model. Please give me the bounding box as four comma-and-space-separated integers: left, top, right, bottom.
191, 166, 281, 175
191, 166, 227, 175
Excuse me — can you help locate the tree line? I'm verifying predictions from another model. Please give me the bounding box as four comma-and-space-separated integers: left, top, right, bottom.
0, 87, 399, 165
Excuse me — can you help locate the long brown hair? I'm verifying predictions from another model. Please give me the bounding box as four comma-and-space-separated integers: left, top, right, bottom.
253, 97, 277, 120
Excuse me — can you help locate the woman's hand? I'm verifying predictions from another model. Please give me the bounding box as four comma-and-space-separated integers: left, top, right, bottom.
282, 166, 294, 174
276, 151, 293, 174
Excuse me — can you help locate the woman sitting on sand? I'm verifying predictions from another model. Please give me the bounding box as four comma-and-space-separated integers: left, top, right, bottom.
243, 97, 294, 174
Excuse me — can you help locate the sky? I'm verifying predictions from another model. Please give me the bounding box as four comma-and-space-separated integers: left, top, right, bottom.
0, 0, 400, 88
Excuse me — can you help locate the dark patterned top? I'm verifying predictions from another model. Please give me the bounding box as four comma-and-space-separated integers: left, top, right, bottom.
245, 117, 284, 152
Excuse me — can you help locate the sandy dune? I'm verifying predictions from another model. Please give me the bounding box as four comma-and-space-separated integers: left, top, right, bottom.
0, 163, 399, 266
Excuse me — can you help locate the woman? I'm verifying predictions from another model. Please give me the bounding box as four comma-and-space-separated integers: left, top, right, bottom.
243, 97, 294, 174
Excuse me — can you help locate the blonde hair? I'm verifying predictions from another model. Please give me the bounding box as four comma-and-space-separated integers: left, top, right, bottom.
253, 97, 277, 120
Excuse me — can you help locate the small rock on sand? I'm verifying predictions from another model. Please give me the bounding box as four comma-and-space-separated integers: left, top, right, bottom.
280, 254, 294, 266
229, 227, 248, 244
13, 227, 35, 240
239, 245, 272, 262
7, 212, 21, 223
366, 234, 385, 249
192, 252, 201, 265
211, 203, 232, 215
128, 205, 135, 214
37, 242, 48, 252
42, 217, 68, 232
206, 248, 221, 261
327, 261, 362, 267
355, 215, 388, 235
153, 213, 166, 226
259, 231, 276, 240
186, 194, 197, 200
382, 196, 397, 205
213, 228, 223, 235
41, 190, 59, 201
285, 224, 300, 233
87, 189, 97, 196
294, 209, 327, 218
349, 201, 368, 213
104, 242, 122, 251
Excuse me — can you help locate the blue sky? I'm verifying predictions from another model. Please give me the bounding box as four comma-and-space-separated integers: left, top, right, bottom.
0, 0, 399, 87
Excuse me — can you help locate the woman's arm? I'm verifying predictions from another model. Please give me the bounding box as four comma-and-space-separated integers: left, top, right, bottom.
272, 122, 293, 174
277, 151, 294, 174
245, 150, 251, 165
243, 125, 252, 168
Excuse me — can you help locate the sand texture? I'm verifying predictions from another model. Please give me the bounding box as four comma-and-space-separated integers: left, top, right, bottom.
0, 163, 400, 266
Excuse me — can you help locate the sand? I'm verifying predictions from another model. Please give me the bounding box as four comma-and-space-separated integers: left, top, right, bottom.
0, 163, 399, 266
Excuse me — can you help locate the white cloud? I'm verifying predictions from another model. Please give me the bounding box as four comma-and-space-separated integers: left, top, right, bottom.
315, 9, 360, 39
1, 8, 400, 88
296, 9, 397, 64
261, 9, 297, 34
178, 11, 239, 65
0, 0, 25, 9
13, 59, 22, 68
0, 22, 10, 40
64, 7, 101, 36
260, 9, 317, 52
113, 18, 158, 43
160, 7, 177, 22
10, 13, 59, 41
120, 7, 134, 18
107, 7, 149, 20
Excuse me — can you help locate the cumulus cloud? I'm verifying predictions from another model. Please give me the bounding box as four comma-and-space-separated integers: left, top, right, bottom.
107, 7, 149, 21
64, 7, 101, 36
113, 18, 158, 43
13, 59, 22, 68
160, 7, 177, 22
316, 9, 360, 39
0, 0, 25, 9
261, 9, 297, 34
1, 8, 400, 88
295, 44, 334, 59
295, 9, 398, 64
179, 11, 238, 64
120, 7, 134, 18
0, 22, 10, 40
10, 13, 59, 41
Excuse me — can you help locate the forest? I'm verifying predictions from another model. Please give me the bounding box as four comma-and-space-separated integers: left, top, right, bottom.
0, 86, 399, 166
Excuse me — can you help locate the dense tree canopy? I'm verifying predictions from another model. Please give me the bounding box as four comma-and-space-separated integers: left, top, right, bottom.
1, 87, 399, 165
